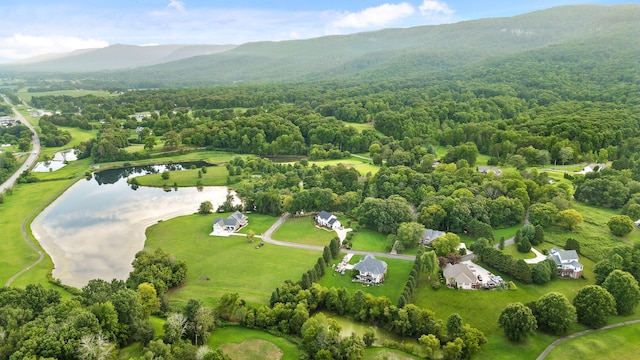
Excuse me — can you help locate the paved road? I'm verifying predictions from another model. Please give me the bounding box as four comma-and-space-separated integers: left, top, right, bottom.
259, 213, 416, 261
350, 154, 372, 161
536, 319, 640, 359
0, 95, 41, 194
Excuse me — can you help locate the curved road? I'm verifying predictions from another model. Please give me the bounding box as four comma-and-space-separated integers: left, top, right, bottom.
0, 95, 41, 193
259, 213, 415, 261
1, 95, 45, 287
536, 319, 640, 359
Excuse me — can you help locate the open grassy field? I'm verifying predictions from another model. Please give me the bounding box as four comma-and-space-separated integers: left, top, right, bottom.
502, 244, 536, 260
133, 165, 228, 187
207, 326, 300, 360
18, 88, 116, 103
303, 156, 379, 175
144, 213, 321, 307
272, 216, 337, 246
96, 150, 245, 170
33, 157, 92, 181
318, 253, 413, 304
349, 229, 388, 253
545, 322, 640, 360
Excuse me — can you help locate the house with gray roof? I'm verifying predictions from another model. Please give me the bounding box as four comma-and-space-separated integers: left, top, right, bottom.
548, 247, 583, 279
212, 211, 248, 233
353, 254, 387, 284
422, 229, 446, 245
443, 263, 478, 290
477, 166, 502, 176
315, 210, 341, 230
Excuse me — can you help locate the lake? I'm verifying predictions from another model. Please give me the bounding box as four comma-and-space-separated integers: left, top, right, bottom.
31, 164, 233, 288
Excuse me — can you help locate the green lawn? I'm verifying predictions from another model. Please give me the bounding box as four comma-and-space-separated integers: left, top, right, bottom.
493, 225, 520, 242
18, 88, 116, 103
318, 253, 413, 304
33, 157, 92, 181
133, 166, 228, 187
96, 150, 245, 170
0, 180, 76, 288
305, 157, 380, 175
546, 322, 640, 360
350, 229, 388, 253
210, 212, 278, 236
502, 244, 536, 260
207, 325, 300, 360
144, 214, 321, 307
272, 216, 337, 246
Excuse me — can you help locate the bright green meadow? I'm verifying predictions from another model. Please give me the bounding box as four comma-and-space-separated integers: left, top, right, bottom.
272, 216, 337, 246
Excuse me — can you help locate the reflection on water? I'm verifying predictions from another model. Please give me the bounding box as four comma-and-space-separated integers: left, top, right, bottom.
32, 164, 230, 288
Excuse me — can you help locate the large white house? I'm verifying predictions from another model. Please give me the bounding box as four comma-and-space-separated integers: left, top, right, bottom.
212, 211, 248, 233
353, 255, 388, 284
548, 247, 583, 279
315, 211, 341, 230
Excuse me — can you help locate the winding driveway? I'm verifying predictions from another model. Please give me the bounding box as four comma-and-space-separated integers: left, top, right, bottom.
259, 213, 416, 261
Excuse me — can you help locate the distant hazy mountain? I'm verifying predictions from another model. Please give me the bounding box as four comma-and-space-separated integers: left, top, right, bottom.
0, 44, 237, 72
0, 4, 637, 86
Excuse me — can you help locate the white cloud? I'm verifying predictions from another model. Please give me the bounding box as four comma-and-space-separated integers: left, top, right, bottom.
419, 0, 454, 16
331, 2, 415, 29
168, 0, 185, 12
0, 34, 108, 61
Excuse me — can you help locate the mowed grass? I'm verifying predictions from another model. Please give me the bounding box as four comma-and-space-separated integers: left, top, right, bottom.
33, 157, 92, 181
0, 180, 72, 287
318, 253, 413, 304
208, 326, 300, 360
144, 214, 321, 307
306, 157, 380, 175
134, 166, 228, 187
502, 244, 536, 260
546, 322, 640, 360
18, 89, 115, 103
96, 150, 245, 170
272, 216, 337, 246
350, 229, 388, 253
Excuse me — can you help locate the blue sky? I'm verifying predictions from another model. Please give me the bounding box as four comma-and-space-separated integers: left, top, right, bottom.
0, 0, 636, 61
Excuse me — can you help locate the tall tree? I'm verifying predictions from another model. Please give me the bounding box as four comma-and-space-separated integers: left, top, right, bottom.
572, 285, 616, 328
603, 270, 640, 315
498, 302, 537, 342
535, 292, 576, 335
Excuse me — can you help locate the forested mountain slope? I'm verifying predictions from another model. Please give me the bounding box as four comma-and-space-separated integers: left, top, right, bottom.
95, 4, 640, 86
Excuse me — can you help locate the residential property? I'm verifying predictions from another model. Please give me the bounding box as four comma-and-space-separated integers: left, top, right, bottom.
353, 254, 387, 284
477, 166, 503, 176
547, 247, 583, 279
0, 116, 17, 127
315, 210, 342, 230
212, 211, 248, 233
443, 263, 478, 290
421, 228, 445, 245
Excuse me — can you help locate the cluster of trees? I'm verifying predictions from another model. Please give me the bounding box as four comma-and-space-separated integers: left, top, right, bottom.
398, 249, 438, 307
513, 224, 544, 253
477, 247, 534, 284
500, 268, 640, 343
593, 244, 640, 297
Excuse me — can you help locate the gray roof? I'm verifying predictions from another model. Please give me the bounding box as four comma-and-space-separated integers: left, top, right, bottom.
443, 263, 476, 284
353, 255, 387, 276
549, 247, 582, 267
229, 211, 248, 222
477, 166, 503, 175
316, 210, 333, 221
423, 229, 445, 242
214, 217, 239, 227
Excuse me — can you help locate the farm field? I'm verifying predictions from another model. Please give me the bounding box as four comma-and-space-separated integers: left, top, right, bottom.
272, 216, 337, 246
143, 213, 322, 307
17, 88, 116, 103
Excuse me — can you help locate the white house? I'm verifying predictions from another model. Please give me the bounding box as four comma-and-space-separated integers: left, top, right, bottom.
353, 255, 387, 284
443, 263, 478, 290
212, 211, 248, 233
548, 247, 583, 279
422, 229, 446, 245
315, 210, 341, 230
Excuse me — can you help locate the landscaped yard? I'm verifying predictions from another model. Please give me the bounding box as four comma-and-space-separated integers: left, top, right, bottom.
272, 216, 337, 246
502, 244, 536, 260
144, 213, 322, 307
318, 253, 413, 304
304, 156, 379, 175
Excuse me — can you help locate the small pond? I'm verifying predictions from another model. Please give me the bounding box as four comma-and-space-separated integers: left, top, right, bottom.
31, 163, 232, 288
33, 149, 79, 172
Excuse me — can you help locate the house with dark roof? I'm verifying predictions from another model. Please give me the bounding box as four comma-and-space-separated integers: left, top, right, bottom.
548, 247, 583, 279
443, 263, 478, 290
212, 211, 248, 233
353, 254, 387, 284
422, 229, 446, 245
315, 210, 341, 230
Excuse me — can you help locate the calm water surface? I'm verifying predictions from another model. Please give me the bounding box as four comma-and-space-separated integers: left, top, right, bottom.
32, 165, 232, 288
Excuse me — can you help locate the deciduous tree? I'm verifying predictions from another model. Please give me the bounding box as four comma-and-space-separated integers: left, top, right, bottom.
498, 302, 537, 342
572, 285, 616, 328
